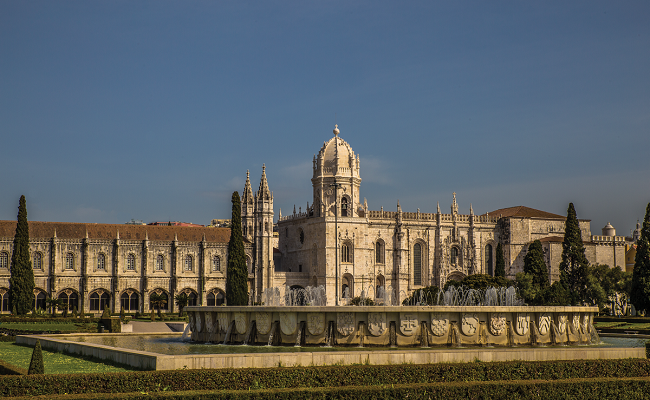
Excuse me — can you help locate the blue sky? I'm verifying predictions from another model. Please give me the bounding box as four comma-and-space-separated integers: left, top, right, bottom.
1, 1, 649, 236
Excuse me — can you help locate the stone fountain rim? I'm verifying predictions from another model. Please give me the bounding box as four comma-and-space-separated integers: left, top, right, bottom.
185, 305, 598, 313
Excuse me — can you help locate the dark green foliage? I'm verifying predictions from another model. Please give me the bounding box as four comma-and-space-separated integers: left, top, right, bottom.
349, 296, 375, 306
444, 274, 513, 291
119, 308, 125, 321
175, 293, 188, 317
3, 359, 650, 397
495, 243, 506, 277
226, 191, 248, 306
150, 309, 156, 321
101, 305, 111, 319
524, 240, 549, 289
72, 306, 78, 318
8, 196, 35, 315
631, 203, 650, 313
402, 285, 440, 305
27, 339, 45, 375
539, 280, 571, 306
150, 293, 167, 312
559, 203, 590, 305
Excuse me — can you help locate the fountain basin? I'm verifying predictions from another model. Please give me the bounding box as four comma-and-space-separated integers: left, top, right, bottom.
185, 305, 599, 347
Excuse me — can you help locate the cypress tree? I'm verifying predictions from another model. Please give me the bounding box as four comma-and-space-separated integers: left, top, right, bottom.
559, 203, 590, 305
226, 191, 249, 305
495, 243, 506, 278
9, 195, 35, 315
523, 240, 549, 290
630, 203, 650, 313
28, 339, 45, 375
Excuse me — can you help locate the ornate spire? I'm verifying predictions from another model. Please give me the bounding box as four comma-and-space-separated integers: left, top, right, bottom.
333, 124, 340, 136
437, 202, 441, 214
257, 164, 271, 201
470, 203, 474, 215
242, 170, 253, 205
451, 192, 458, 215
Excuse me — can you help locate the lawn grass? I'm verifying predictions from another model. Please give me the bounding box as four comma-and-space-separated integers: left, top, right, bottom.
0, 342, 139, 374
0, 322, 97, 331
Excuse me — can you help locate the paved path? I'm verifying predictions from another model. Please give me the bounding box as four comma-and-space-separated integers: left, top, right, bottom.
129, 321, 174, 333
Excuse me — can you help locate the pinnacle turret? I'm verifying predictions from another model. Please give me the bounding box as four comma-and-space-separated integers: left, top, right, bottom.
242, 170, 253, 205
257, 164, 271, 201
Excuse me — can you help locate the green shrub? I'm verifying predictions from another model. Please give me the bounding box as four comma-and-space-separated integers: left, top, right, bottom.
3, 359, 650, 397
27, 339, 44, 375
0, 358, 26, 375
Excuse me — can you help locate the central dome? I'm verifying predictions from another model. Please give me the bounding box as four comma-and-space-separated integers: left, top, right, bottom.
313, 125, 359, 179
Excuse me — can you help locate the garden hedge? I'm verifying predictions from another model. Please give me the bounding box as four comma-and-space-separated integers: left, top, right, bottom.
0, 359, 27, 375
3, 359, 650, 397
6, 377, 650, 400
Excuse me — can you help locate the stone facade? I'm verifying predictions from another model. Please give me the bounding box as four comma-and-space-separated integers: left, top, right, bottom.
273, 126, 629, 305
0, 127, 631, 311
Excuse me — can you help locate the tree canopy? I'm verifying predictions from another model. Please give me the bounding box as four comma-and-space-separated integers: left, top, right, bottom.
630, 202, 650, 312
559, 203, 590, 305
226, 191, 249, 306
9, 195, 35, 315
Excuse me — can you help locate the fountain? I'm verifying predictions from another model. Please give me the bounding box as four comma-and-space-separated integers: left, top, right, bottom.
185, 284, 600, 348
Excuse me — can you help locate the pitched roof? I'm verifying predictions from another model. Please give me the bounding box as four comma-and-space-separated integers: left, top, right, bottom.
485, 206, 565, 220
0, 221, 232, 243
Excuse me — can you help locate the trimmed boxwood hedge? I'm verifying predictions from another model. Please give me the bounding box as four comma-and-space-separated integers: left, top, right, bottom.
6, 377, 650, 400
3, 359, 650, 397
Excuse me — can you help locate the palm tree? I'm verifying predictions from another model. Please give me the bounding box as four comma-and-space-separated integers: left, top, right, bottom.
45, 297, 63, 316
174, 293, 188, 317
150, 292, 167, 314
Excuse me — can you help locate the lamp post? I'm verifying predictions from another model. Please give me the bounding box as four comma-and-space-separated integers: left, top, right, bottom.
330, 182, 341, 306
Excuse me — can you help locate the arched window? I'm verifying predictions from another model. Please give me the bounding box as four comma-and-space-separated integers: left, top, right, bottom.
0, 288, 9, 312
375, 241, 384, 264
207, 290, 225, 306
212, 255, 221, 272
33, 252, 42, 269
34, 290, 47, 311
451, 247, 459, 265
97, 254, 106, 270
341, 197, 348, 217
375, 275, 385, 298
0, 252, 8, 269
120, 291, 139, 312
127, 254, 135, 271
485, 244, 494, 276
413, 243, 422, 286
341, 243, 351, 263
90, 290, 110, 311
156, 255, 164, 271
58, 290, 79, 311
184, 255, 193, 271
65, 253, 74, 270
187, 291, 197, 306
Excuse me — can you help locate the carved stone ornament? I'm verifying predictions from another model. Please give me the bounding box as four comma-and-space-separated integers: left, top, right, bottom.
188, 312, 196, 332
234, 312, 248, 335
205, 312, 216, 333
581, 314, 590, 334
572, 314, 581, 334
557, 313, 568, 334
514, 313, 530, 336
400, 313, 419, 336
489, 313, 506, 336
538, 313, 552, 335
337, 312, 355, 336
217, 312, 230, 333
430, 313, 449, 337
461, 313, 479, 336
256, 312, 272, 335
367, 312, 387, 336
280, 312, 297, 336
307, 313, 325, 336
